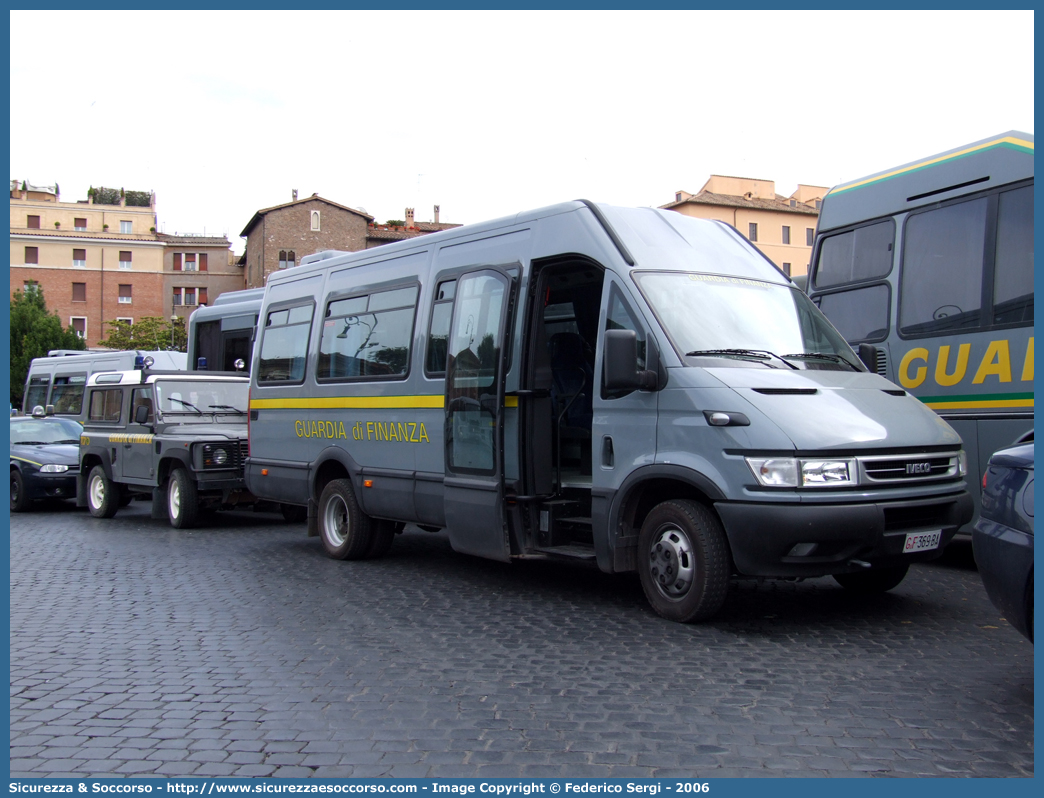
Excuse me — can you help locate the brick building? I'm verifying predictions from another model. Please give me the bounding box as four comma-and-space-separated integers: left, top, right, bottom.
10, 180, 235, 348
160, 235, 243, 322
661, 176, 828, 277
240, 192, 460, 289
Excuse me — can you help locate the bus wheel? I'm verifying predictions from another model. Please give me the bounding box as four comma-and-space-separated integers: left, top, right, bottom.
167, 468, 200, 529
638, 500, 729, 623
318, 479, 372, 560
833, 565, 909, 593
87, 465, 119, 519
365, 520, 400, 559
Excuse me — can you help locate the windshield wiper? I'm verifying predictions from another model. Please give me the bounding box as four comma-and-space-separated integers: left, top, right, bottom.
781, 352, 861, 371
168, 397, 202, 414
208, 404, 245, 414
686, 349, 798, 369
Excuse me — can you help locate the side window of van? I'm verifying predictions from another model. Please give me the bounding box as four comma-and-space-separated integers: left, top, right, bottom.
258, 304, 314, 384
605, 288, 646, 370
318, 285, 419, 381
88, 389, 123, 423
24, 375, 49, 412
993, 185, 1033, 326
51, 373, 87, 414
425, 280, 456, 376
814, 220, 894, 288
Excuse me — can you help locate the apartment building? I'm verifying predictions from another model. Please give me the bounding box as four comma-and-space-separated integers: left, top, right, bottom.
661, 176, 828, 278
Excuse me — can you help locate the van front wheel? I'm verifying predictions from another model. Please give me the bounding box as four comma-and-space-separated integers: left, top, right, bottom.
638, 500, 729, 623
318, 478, 372, 560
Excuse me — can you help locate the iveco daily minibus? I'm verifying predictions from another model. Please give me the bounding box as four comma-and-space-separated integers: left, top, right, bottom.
245, 200, 972, 622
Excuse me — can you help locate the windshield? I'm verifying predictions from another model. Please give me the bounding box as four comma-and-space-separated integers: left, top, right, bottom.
10, 417, 83, 444
634, 272, 858, 369
154, 380, 248, 417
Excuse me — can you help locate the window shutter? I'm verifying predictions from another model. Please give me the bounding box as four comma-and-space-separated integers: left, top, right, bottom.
199, 287, 208, 305
199, 253, 208, 271
27, 215, 40, 229
173, 253, 182, 271
73, 248, 86, 260
25, 246, 38, 264
75, 218, 87, 229
119, 251, 132, 263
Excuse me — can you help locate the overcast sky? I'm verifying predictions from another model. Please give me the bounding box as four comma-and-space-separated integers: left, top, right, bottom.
10, 10, 1034, 253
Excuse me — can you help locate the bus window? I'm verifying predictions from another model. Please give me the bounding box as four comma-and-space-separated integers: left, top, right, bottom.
318, 285, 418, 380
900, 197, 987, 336
425, 280, 456, 376
814, 220, 894, 288
815, 284, 890, 343
24, 375, 49, 412
258, 304, 314, 384
993, 185, 1034, 326
51, 374, 87, 414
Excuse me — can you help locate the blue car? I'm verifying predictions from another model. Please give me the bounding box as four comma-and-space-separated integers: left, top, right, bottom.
10, 415, 83, 512
972, 433, 1034, 642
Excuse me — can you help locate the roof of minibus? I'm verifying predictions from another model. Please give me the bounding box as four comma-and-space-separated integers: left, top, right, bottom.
264, 200, 789, 288
818, 130, 1034, 232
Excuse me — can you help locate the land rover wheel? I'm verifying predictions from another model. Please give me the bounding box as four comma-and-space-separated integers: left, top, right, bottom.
833, 565, 909, 594
167, 468, 200, 529
638, 500, 730, 623
318, 478, 372, 560
86, 465, 119, 518
11, 469, 32, 512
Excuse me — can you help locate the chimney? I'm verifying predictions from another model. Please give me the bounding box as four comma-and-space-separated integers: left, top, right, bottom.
405, 208, 415, 229
292, 189, 298, 201
434, 205, 440, 224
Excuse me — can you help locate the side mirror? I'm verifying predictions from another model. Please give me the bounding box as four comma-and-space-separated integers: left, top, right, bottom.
604, 329, 657, 392
856, 343, 878, 373
134, 405, 151, 424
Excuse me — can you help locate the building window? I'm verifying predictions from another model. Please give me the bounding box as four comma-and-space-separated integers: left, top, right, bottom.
782, 262, 791, 277
806, 228, 814, 246
74, 217, 87, 231
173, 287, 198, 307
72, 282, 87, 302
116, 317, 133, 325
118, 284, 133, 304
815, 200, 822, 210
198, 287, 208, 305
73, 248, 86, 268
25, 246, 38, 264
782, 226, 791, 245
27, 215, 40, 229
311, 211, 321, 231
120, 220, 132, 234
789, 199, 797, 208
748, 223, 758, 242
675, 192, 682, 202
70, 317, 87, 339
23, 280, 38, 293
278, 250, 287, 269
184, 253, 197, 271
119, 251, 132, 269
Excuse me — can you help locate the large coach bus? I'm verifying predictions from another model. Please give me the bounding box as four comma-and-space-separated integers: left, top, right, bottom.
807, 131, 1033, 533
242, 200, 972, 622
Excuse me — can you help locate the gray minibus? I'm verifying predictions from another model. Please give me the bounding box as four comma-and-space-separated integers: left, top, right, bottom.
807, 131, 1033, 535
245, 200, 973, 622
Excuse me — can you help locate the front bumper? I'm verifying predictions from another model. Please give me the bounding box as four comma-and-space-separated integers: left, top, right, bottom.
25, 471, 79, 501
715, 490, 973, 577
972, 520, 1033, 642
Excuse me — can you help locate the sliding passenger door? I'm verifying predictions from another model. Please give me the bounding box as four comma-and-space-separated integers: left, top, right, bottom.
443, 268, 515, 561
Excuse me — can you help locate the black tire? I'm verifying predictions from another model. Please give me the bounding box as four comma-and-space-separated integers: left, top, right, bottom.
833, 564, 909, 593
317, 478, 372, 560
86, 464, 119, 518
365, 520, 400, 559
280, 503, 307, 523
167, 468, 200, 529
637, 499, 730, 623
10, 469, 32, 513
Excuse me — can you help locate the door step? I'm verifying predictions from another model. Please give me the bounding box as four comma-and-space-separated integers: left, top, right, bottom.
533, 544, 597, 560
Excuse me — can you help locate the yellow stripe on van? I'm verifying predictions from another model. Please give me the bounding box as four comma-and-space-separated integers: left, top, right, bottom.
924, 398, 1034, 410
828, 136, 1034, 197
250, 395, 445, 410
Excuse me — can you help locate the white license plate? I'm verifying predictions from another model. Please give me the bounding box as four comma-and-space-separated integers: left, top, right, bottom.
903, 530, 942, 553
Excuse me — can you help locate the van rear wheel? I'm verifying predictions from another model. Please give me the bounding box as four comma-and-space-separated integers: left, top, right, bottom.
86, 465, 119, 519
638, 499, 730, 623
833, 565, 909, 593
318, 478, 372, 560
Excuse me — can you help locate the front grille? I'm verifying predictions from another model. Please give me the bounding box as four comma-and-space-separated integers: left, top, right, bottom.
859, 453, 959, 484
201, 439, 248, 471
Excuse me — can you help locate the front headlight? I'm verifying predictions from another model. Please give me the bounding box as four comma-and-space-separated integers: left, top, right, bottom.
746, 457, 857, 488
201, 444, 229, 468
39, 464, 70, 473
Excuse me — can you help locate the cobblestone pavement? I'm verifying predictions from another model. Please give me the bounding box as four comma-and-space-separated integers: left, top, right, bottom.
9, 502, 1033, 779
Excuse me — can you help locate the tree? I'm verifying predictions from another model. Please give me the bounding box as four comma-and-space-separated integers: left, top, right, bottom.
98, 316, 186, 352
10, 285, 85, 407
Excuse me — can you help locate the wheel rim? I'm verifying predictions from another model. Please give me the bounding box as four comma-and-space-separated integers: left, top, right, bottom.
323, 495, 349, 547
647, 524, 696, 600
89, 473, 106, 510
169, 477, 181, 519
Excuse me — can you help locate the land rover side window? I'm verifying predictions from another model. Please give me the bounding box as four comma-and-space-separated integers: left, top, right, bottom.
50, 374, 87, 414
130, 388, 154, 424
425, 280, 456, 376
815, 284, 890, 343
24, 376, 49, 412
258, 304, 314, 383
900, 197, 986, 336
993, 185, 1034, 326
606, 288, 646, 369
318, 285, 419, 380
88, 389, 123, 423
814, 220, 894, 288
